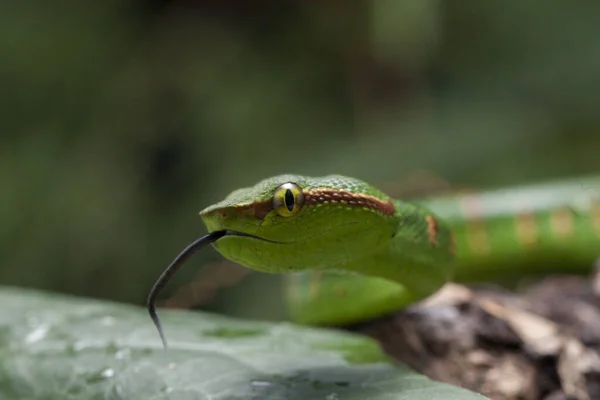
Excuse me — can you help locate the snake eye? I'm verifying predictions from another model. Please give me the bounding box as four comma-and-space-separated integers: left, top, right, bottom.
273, 183, 304, 217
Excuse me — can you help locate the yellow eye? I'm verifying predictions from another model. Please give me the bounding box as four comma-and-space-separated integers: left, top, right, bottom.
273, 183, 304, 217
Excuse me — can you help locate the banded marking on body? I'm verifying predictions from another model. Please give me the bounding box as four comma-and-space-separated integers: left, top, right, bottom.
425, 215, 439, 246
459, 194, 490, 255
303, 189, 395, 215
424, 214, 456, 256
549, 207, 575, 240
515, 211, 539, 247
591, 201, 600, 236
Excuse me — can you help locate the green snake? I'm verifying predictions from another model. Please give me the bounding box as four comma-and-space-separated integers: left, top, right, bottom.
148, 174, 600, 348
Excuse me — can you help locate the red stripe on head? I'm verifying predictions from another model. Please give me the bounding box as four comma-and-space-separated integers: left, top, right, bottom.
303, 189, 396, 215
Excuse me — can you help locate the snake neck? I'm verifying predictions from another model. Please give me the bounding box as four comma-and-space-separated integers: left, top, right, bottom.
342, 201, 455, 299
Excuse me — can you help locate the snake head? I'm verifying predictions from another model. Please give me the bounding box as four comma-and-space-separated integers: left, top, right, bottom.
199, 174, 398, 273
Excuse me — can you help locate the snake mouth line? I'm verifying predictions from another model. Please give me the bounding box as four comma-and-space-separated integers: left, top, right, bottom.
216, 219, 365, 245
217, 229, 287, 244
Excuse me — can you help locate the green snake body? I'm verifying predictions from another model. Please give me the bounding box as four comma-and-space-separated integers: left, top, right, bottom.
196, 174, 600, 326
418, 174, 600, 284
148, 174, 600, 345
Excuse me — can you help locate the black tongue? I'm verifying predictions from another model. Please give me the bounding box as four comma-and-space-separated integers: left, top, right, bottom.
147, 230, 227, 349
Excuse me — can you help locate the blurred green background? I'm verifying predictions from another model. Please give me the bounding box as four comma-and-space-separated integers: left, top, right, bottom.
2, 1, 599, 321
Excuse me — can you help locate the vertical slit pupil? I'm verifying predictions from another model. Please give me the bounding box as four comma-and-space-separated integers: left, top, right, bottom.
284, 189, 295, 212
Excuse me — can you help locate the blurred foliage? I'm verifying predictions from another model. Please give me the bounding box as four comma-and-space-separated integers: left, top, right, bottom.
1, 1, 599, 321
0, 286, 488, 399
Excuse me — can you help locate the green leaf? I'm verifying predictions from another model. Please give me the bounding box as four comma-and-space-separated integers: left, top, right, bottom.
0, 286, 487, 399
